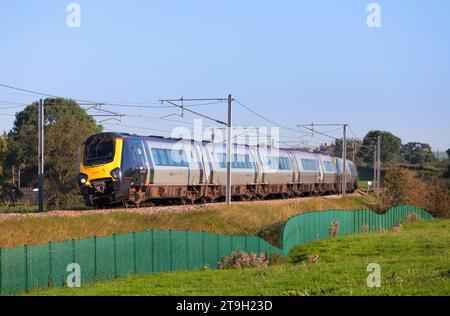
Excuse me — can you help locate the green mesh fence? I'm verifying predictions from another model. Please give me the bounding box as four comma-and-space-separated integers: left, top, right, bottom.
0, 205, 433, 295
281, 205, 433, 255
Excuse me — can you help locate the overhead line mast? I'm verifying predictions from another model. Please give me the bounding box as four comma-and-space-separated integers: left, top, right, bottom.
159, 96, 234, 206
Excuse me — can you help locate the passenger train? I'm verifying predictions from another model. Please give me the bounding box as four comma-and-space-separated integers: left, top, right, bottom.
78, 133, 358, 207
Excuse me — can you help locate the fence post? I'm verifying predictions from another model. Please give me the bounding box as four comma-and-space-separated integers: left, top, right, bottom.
113, 234, 117, 278
202, 232, 206, 267
48, 242, 53, 287
93, 236, 97, 280
133, 232, 137, 274
24, 245, 28, 293
72, 239, 76, 263
216, 234, 220, 268
169, 230, 173, 272
185, 231, 190, 270
151, 230, 155, 273
0, 248, 2, 294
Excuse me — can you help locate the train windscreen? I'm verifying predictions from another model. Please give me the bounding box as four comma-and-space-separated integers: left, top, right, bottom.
84, 135, 116, 166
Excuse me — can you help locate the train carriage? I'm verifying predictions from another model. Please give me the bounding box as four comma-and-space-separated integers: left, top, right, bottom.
256, 148, 296, 197
317, 155, 338, 193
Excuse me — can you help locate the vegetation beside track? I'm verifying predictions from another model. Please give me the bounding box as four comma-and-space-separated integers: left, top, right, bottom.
26, 220, 450, 296
0, 195, 376, 248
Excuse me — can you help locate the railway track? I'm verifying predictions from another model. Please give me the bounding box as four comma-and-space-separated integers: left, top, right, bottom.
0, 192, 362, 223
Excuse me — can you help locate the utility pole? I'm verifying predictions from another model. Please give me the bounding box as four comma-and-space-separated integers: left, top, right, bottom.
296, 123, 350, 196
226, 94, 233, 205
377, 135, 382, 195
211, 128, 215, 142
373, 145, 377, 195
352, 140, 356, 163
159, 96, 233, 205
18, 167, 21, 190
38, 99, 45, 212
12, 165, 15, 184
342, 124, 347, 197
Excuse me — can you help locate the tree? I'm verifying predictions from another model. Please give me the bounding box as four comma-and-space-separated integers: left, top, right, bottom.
333, 138, 364, 165
359, 130, 402, 165
401, 142, 435, 165
447, 148, 450, 160
5, 98, 102, 208
0, 132, 7, 177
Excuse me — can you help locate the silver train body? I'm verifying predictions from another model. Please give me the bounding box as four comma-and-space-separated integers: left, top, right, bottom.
79, 133, 358, 206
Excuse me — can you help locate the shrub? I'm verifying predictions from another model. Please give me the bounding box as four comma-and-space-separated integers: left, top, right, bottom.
0, 182, 22, 206
405, 213, 422, 223
307, 254, 320, 264
217, 251, 269, 270
361, 224, 369, 233
257, 221, 285, 248
329, 221, 340, 237
380, 166, 450, 218
267, 253, 286, 266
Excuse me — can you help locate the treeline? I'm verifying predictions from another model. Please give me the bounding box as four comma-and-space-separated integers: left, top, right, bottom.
0, 98, 102, 208
330, 130, 445, 166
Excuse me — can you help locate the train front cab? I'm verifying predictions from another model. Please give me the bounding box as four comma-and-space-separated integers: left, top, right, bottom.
78, 133, 125, 207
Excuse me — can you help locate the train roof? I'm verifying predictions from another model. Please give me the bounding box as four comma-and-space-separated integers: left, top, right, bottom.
86, 133, 341, 160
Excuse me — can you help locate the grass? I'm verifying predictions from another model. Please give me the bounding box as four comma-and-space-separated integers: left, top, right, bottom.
358, 180, 370, 190
0, 204, 90, 214
0, 204, 40, 214
0, 195, 376, 249
26, 220, 450, 296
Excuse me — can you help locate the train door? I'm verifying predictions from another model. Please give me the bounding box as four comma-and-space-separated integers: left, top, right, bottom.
249, 147, 261, 184
122, 139, 148, 187
195, 144, 210, 184
287, 151, 297, 183
316, 155, 324, 184
180, 143, 198, 185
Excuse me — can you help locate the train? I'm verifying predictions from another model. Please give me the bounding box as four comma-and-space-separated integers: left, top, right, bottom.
78, 133, 358, 207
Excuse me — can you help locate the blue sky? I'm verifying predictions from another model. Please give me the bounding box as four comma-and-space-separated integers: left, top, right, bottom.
0, 0, 449, 150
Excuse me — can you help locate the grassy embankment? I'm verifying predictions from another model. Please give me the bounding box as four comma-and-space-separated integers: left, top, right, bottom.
0, 195, 376, 248
27, 220, 450, 296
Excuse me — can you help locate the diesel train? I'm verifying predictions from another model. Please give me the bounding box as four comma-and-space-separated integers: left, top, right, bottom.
78, 133, 358, 207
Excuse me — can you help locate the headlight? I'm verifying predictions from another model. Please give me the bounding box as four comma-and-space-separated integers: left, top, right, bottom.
110, 168, 122, 180
78, 173, 88, 185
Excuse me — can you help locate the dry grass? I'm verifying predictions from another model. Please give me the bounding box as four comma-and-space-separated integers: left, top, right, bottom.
0, 195, 376, 249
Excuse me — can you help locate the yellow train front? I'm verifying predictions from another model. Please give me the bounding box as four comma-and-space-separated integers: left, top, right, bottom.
78, 133, 125, 207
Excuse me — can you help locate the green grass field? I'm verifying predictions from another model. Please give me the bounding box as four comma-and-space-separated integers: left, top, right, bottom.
27, 220, 450, 296
0, 195, 376, 248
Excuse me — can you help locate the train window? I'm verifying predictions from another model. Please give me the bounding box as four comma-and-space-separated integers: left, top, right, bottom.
217, 153, 226, 169
84, 135, 115, 166
151, 148, 189, 167
217, 153, 254, 169
301, 159, 319, 171
323, 160, 336, 172
279, 157, 292, 170
160, 149, 169, 166
264, 156, 291, 170
131, 142, 146, 167
152, 148, 162, 166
